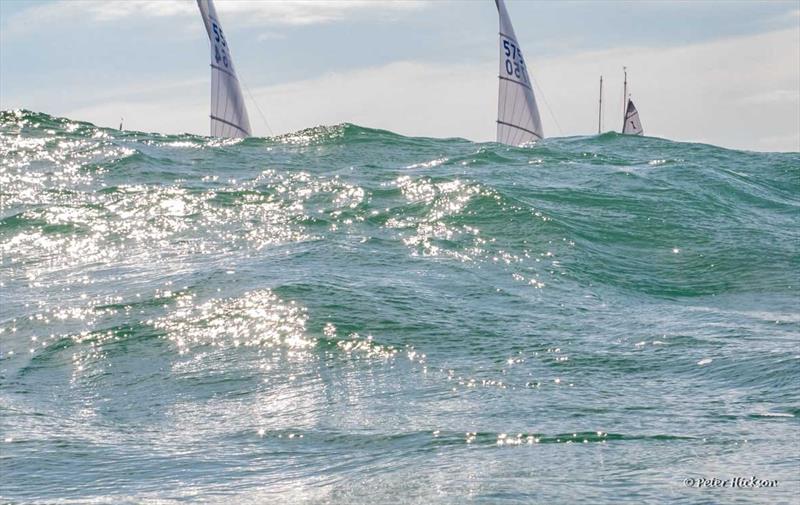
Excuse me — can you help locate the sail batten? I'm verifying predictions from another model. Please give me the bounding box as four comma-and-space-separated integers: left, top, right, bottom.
197, 0, 251, 138
495, 0, 543, 146
497, 120, 542, 139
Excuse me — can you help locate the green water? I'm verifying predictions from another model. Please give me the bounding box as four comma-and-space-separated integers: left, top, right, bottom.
1, 110, 798, 504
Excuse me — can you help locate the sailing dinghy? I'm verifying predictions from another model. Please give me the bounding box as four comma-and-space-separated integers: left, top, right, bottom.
495, 0, 544, 146
621, 67, 643, 135
197, 0, 252, 138
622, 100, 643, 135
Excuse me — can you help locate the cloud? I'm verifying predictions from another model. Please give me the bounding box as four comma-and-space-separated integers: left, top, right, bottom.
531, 27, 800, 151
1, 1, 188, 37
244, 27, 800, 151
71, 0, 195, 20
3, 0, 428, 32
57, 27, 800, 152
741, 89, 799, 105
249, 61, 496, 139
215, 0, 428, 26
754, 132, 800, 152
61, 61, 494, 140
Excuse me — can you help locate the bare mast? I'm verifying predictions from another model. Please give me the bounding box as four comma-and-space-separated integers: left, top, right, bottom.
598, 76, 603, 134
622, 67, 628, 133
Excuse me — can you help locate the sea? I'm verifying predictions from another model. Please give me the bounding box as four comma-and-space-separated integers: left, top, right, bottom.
1, 109, 798, 504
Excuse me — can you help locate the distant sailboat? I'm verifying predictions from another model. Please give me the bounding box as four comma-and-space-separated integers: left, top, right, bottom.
197, 0, 251, 138
621, 67, 643, 135
495, 0, 543, 146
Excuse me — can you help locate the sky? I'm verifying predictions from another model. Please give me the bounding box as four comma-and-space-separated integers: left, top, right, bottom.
1, 0, 798, 152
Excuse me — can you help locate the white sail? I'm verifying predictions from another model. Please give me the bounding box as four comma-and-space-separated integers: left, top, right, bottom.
197, 0, 251, 138
495, 0, 543, 146
622, 99, 643, 135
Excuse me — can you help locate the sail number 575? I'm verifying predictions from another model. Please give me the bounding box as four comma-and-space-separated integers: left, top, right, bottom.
212, 22, 230, 69
502, 38, 527, 83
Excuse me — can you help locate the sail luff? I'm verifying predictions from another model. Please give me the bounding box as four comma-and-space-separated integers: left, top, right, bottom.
495, 0, 543, 146
197, 0, 251, 138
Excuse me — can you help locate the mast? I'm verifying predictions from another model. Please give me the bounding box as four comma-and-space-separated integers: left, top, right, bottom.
598, 75, 603, 134
622, 66, 628, 133
621, 65, 644, 135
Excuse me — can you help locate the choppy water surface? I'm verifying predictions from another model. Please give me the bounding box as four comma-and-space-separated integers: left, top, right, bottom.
1, 110, 798, 504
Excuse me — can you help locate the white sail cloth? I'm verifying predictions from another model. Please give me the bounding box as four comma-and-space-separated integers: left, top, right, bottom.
622, 99, 643, 135
495, 0, 543, 146
197, 0, 251, 138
